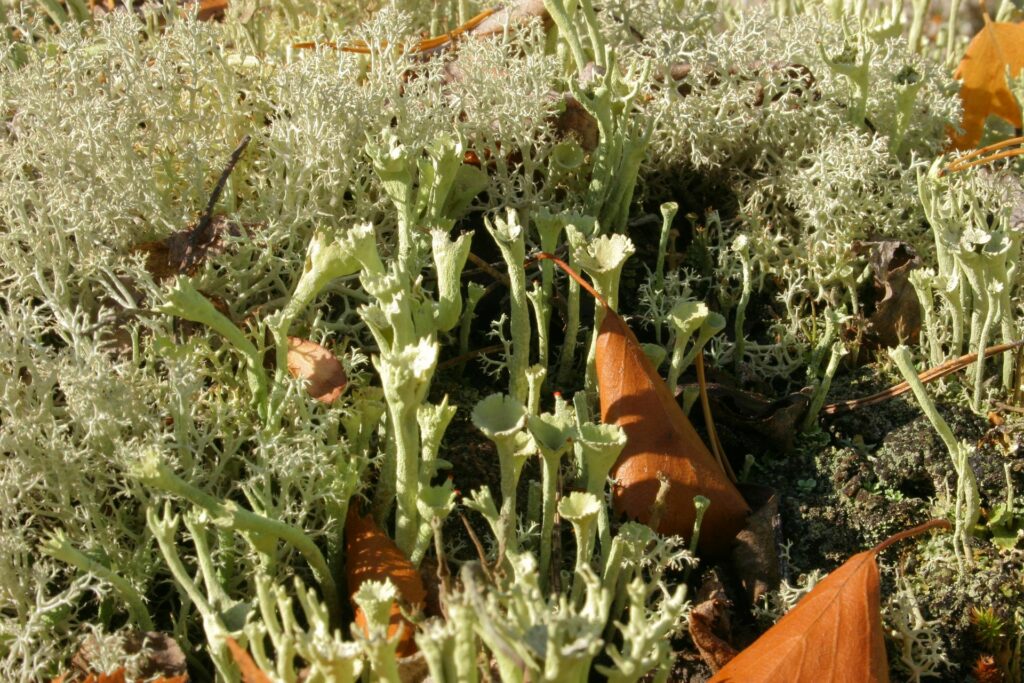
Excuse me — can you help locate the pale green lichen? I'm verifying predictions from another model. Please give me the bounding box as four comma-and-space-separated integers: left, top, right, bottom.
0, 0, 1015, 679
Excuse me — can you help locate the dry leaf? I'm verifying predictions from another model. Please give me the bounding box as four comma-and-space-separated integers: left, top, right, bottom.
598, 305, 750, 555
286, 337, 348, 404
225, 638, 271, 683
690, 602, 739, 672
187, 0, 228, 21
730, 484, 782, 605
951, 21, 1024, 150
51, 669, 131, 683
134, 216, 238, 280
699, 383, 812, 453
689, 570, 739, 672
709, 519, 950, 683
535, 254, 749, 556
345, 508, 428, 658
852, 240, 922, 354
55, 631, 188, 683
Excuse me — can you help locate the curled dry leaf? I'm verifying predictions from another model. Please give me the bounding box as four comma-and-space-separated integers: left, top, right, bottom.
709, 519, 951, 683
690, 570, 739, 672
53, 670, 187, 683
697, 383, 812, 453
730, 484, 783, 605
690, 602, 739, 672
345, 508, 428, 658
225, 637, 271, 683
950, 20, 1024, 150
51, 669, 126, 683
537, 254, 749, 556
851, 240, 922, 355
286, 337, 348, 404
54, 631, 188, 683
134, 216, 239, 281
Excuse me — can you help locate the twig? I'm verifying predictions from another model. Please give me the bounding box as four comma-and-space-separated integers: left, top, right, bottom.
460, 513, 493, 584
184, 134, 251, 270
467, 252, 511, 287
437, 343, 505, 370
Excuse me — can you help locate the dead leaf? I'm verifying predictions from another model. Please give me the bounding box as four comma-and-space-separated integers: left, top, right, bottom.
709, 519, 951, 683
286, 337, 348, 404
689, 570, 739, 672
187, 0, 228, 21
57, 631, 188, 683
599, 306, 750, 556
537, 254, 749, 556
551, 93, 599, 152
346, 508, 428, 658
50, 669, 143, 683
134, 215, 239, 280
225, 638, 271, 683
121, 631, 188, 681
852, 240, 922, 353
690, 602, 739, 672
697, 384, 812, 453
951, 20, 1024, 150
731, 484, 782, 605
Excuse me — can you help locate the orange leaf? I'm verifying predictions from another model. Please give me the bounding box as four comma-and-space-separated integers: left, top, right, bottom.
225, 638, 271, 683
709, 519, 951, 683
536, 253, 749, 556
345, 508, 427, 658
951, 20, 1024, 150
71, 669, 126, 683
286, 337, 348, 404
598, 307, 751, 556
193, 0, 227, 21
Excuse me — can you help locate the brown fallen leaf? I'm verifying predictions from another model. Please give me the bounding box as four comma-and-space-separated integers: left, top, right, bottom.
689, 570, 739, 672
134, 215, 238, 280
134, 136, 251, 279
53, 669, 188, 683
696, 383, 812, 453
51, 669, 126, 683
731, 484, 782, 606
709, 519, 951, 683
225, 638, 271, 683
191, 0, 227, 21
56, 631, 188, 683
537, 254, 750, 557
346, 507, 428, 658
286, 337, 348, 404
950, 20, 1024, 150
852, 240, 922, 354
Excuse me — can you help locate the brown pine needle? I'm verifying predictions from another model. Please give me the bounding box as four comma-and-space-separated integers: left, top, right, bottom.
292, 7, 498, 53
822, 340, 1024, 416
695, 350, 737, 483
943, 135, 1024, 175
